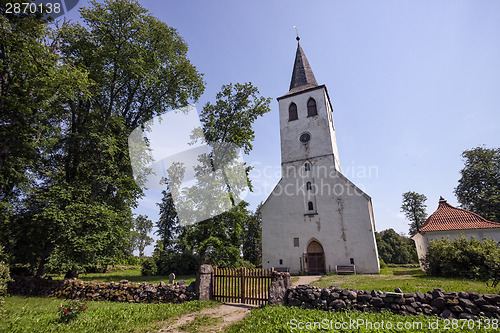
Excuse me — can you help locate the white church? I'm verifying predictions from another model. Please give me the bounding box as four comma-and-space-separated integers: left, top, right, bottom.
261, 38, 380, 274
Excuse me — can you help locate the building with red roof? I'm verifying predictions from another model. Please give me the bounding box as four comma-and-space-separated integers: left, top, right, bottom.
411, 197, 500, 268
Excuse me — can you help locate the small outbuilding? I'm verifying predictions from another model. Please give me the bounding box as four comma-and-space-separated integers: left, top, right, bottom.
411, 197, 500, 269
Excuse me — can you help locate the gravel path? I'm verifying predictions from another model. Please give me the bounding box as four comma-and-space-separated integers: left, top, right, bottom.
292, 275, 322, 286
157, 303, 258, 333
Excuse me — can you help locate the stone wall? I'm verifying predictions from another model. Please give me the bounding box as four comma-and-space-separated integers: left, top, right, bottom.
8, 278, 196, 303
285, 285, 500, 319
269, 271, 291, 305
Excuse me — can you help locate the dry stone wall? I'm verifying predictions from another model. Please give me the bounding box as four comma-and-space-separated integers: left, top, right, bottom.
286, 285, 500, 320
8, 278, 196, 303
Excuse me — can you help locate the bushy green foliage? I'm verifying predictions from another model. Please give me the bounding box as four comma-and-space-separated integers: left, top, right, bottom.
0, 250, 11, 312
422, 235, 500, 281
140, 257, 157, 276
375, 229, 418, 264
153, 249, 199, 276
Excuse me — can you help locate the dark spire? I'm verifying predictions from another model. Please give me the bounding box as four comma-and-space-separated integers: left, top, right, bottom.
289, 41, 318, 92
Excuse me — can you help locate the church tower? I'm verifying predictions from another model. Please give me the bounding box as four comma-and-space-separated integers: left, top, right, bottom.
261, 39, 380, 274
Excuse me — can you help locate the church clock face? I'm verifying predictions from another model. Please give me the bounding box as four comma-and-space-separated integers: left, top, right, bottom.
299, 132, 311, 143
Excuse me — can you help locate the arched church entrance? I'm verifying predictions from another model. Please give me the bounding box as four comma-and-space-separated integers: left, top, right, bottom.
306, 240, 325, 274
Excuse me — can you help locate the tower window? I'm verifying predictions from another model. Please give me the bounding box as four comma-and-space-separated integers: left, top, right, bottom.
307, 98, 317, 117
294, 237, 300, 247
304, 163, 310, 171
308, 201, 314, 211
306, 182, 312, 190
289, 103, 298, 121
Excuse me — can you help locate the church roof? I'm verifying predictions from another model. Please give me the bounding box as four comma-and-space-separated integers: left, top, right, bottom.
418, 197, 500, 233
287, 42, 318, 95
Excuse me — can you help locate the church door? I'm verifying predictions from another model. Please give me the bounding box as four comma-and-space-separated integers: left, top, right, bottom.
307, 240, 325, 274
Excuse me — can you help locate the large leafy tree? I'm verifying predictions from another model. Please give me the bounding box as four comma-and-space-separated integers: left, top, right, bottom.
0, 1, 90, 258
454, 147, 500, 222
401, 191, 428, 235
5, 0, 205, 275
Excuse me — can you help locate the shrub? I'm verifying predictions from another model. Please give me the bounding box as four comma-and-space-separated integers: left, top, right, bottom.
234, 258, 256, 269
58, 299, 87, 323
422, 235, 500, 281
0, 246, 12, 313
141, 257, 157, 276
379, 257, 388, 268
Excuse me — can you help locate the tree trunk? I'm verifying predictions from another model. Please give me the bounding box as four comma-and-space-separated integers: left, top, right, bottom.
35, 242, 56, 278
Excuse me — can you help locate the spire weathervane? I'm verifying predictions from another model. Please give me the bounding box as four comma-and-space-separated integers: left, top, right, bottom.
293, 26, 300, 41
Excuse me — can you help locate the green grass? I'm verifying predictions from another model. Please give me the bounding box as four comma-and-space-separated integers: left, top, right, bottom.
226, 305, 498, 332
1, 296, 218, 333
313, 266, 499, 294
178, 314, 221, 332
48, 268, 196, 285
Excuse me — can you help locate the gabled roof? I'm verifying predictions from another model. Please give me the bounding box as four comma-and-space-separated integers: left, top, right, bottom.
418, 197, 500, 233
287, 42, 318, 95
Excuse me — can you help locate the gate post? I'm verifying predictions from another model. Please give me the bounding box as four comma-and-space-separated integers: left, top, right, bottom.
269, 271, 291, 305
195, 264, 213, 301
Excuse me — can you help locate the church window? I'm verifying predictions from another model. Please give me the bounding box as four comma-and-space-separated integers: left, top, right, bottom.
304, 163, 310, 171
299, 132, 311, 143
289, 103, 298, 121
307, 98, 317, 117
294, 237, 299, 247
306, 182, 312, 190
308, 201, 314, 211
350, 258, 355, 265
279, 259, 283, 265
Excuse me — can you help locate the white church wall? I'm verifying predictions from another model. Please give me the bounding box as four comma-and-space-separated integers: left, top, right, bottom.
262, 155, 380, 274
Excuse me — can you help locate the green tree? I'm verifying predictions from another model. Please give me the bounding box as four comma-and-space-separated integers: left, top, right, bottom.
130, 215, 153, 259
375, 229, 417, 264
454, 147, 500, 222
6, 0, 205, 276
0, 1, 90, 259
183, 201, 249, 267
401, 191, 428, 235
176, 82, 270, 265
156, 188, 181, 252
242, 203, 262, 266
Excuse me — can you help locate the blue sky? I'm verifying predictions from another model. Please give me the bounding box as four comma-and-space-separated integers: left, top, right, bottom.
65, 0, 500, 254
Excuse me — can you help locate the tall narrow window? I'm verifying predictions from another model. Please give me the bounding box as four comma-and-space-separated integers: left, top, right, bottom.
307, 98, 317, 117
306, 182, 312, 190
294, 237, 300, 247
289, 102, 298, 121
308, 201, 314, 211
304, 163, 310, 171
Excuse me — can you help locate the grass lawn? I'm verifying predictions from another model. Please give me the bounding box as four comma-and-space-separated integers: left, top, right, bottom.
1, 296, 218, 333
48, 267, 196, 285
312, 266, 499, 294
226, 305, 498, 332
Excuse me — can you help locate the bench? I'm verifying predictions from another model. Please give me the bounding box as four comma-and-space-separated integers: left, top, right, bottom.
336, 265, 356, 275
273, 267, 290, 273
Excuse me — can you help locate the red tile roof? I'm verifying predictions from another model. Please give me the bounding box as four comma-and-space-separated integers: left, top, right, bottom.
419, 198, 500, 233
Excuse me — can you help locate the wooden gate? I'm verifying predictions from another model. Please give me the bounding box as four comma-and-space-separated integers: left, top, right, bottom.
212, 267, 272, 305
